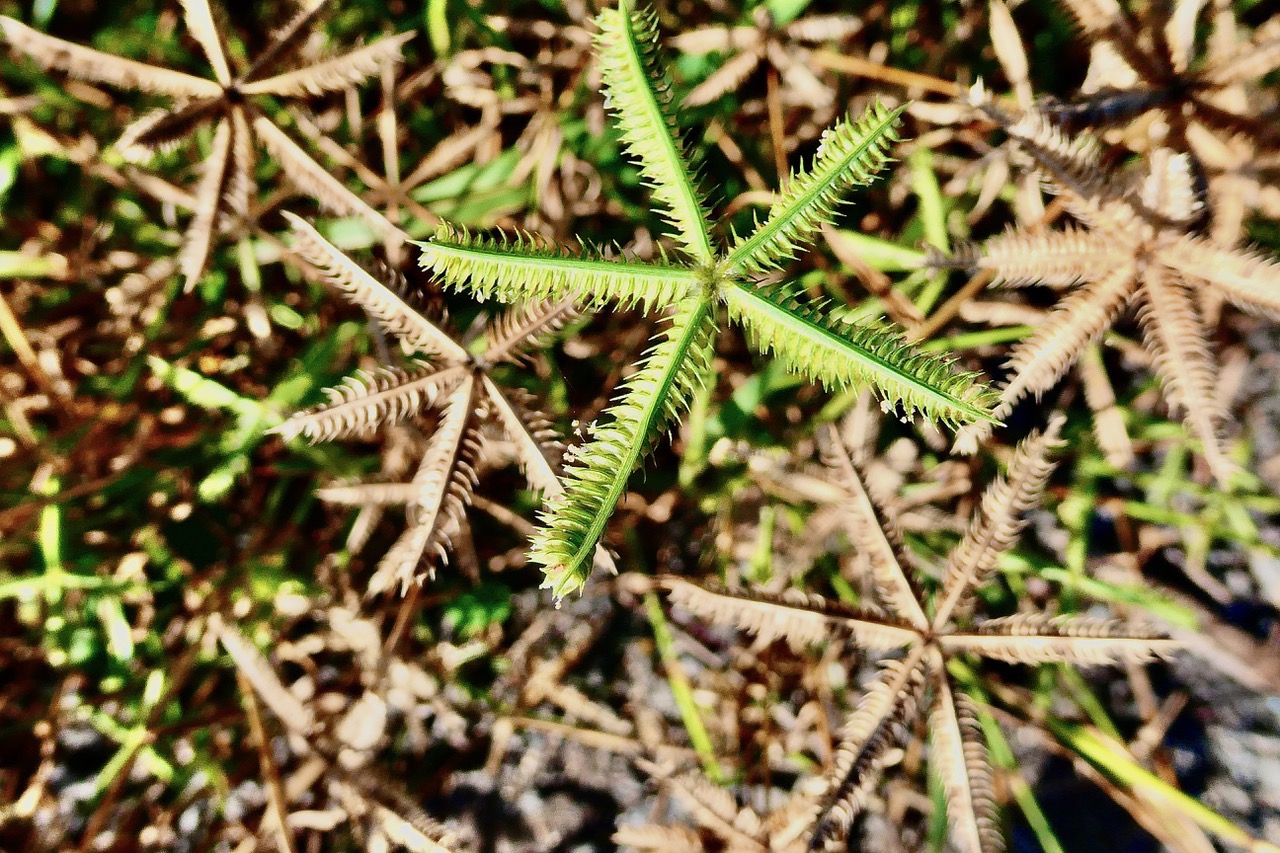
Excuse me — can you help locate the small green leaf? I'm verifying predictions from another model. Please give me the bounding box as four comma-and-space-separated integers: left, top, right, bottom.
147, 356, 281, 427
96, 597, 135, 663
831, 230, 926, 272
425, 0, 450, 56
442, 583, 513, 639
0, 249, 67, 279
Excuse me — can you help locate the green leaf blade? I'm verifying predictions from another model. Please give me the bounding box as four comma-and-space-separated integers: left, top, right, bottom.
594, 2, 715, 263
727, 100, 904, 277
418, 226, 696, 312
722, 283, 997, 427
530, 296, 718, 598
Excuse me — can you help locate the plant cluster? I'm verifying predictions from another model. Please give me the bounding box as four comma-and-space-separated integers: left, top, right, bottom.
2, 0, 1279, 852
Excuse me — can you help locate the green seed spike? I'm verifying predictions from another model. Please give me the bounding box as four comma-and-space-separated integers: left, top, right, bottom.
418, 2, 997, 598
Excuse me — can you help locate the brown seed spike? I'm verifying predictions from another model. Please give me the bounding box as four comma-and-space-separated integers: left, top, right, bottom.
947, 114, 1276, 481
656, 409, 1178, 852
0, 6, 410, 284
277, 220, 585, 592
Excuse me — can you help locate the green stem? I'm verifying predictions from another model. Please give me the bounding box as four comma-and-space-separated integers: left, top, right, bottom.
644, 591, 724, 782
1050, 719, 1280, 853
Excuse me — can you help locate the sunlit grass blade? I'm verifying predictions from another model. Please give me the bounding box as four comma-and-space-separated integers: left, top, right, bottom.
1049, 720, 1280, 853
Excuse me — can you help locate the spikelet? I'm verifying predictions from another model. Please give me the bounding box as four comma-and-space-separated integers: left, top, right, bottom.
784, 13, 865, 43
594, 1, 715, 262
948, 613, 1183, 665
483, 297, 581, 365
1134, 267, 1237, 485
529, 297, 718, 598
726, 100, 903, 277
176, 116, 233, 289
242, 32, 414, 98
285, 213, 463, 359
949, 226, 1128, 289
0, 16, 221, 98
658, 577, 918, 653
420, 226, 696, 312
927, 664, 1004, 853
723, 283, 997, 428
953, 265, 1135, 455
1198, 15, 1280, 87
817, 423, 927, 628
210, 614, 315, 735
255, 117, 401, 242
634, 762, 767, 849
611, 824, 704, 851
810, 650, 928, 848
682, 47, 763, 108
1079, 345, 1135, 469
482, 378, 563, 497
367, 377, 483, 595
115, 99, 223, 162
937, 417, 1065, 625
272, 364, 467, 444
238, 0, 332, 82
317, 481, 420, 507
178, 0, 232, 84
1159, 236, 1280, 319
